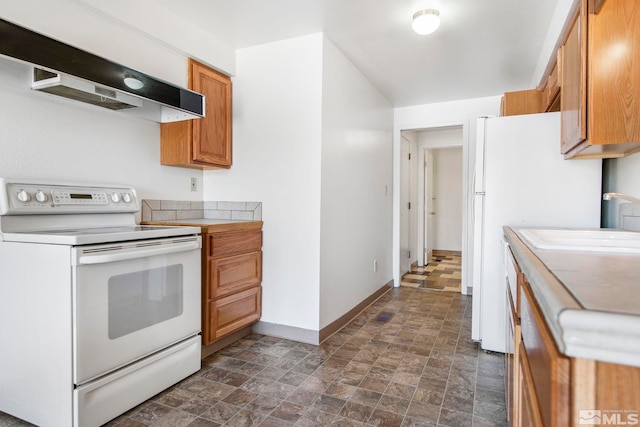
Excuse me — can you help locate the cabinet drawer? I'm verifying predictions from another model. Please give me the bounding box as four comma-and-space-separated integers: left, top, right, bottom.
208, 286, 261, 342
208, 230, 262, 258
520, 282, 570, 427
208, 251, 262, 299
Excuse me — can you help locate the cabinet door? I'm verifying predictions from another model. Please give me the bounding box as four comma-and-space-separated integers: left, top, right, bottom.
506, 285, 521, 424
521, 282, 570, 427
588, 0, 640, 146
560, 1, 587, 154
519, 341, 544, 427
190, 60, 232, 167
506, 292, 515, 425
207, 286, 261, 343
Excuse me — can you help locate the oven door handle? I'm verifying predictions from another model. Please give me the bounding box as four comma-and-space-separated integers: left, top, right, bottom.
77, 240, 200, 265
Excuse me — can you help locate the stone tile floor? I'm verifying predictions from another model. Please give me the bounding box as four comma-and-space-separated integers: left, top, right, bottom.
401, 251, 462, 292
0, 288, 506, 427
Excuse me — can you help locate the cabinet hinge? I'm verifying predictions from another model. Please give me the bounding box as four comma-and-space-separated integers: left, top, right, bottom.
408, 153, 412, 160
408, 202, 411, 210
408, 251, 411, 258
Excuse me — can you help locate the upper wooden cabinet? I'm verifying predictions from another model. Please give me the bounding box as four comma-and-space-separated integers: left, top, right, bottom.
501, 89, 544, 116
561, 0, 640, 159
161, 59, 232, 169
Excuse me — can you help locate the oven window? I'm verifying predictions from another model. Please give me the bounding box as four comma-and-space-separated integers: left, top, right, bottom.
108, 264, 183, 339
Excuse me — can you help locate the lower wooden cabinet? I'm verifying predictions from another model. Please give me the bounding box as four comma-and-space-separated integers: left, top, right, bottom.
507, 242, 640, 427
202, 226, 263, 346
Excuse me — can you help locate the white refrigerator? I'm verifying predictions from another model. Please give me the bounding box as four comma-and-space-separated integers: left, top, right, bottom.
471, 113, 602, 353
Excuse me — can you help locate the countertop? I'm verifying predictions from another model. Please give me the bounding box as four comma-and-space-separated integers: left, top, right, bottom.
142, 219, 263, 234
504, 226, 640, 367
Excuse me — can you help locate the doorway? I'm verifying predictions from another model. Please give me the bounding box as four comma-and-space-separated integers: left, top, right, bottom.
398, 126, 465, 293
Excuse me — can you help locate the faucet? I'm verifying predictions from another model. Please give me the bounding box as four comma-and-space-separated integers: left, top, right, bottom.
603, 192, 640, 205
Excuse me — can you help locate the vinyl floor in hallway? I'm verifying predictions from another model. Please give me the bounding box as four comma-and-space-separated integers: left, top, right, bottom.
0, 288, 506, 427
401, 251, 462, 292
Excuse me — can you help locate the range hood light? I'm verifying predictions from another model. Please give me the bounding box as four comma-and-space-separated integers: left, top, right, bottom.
123, 75, 144, 90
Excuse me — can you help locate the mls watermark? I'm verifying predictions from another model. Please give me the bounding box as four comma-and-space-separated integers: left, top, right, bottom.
579, 410, 639, 425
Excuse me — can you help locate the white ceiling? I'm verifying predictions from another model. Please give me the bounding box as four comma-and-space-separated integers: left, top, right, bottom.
152, 0, 559, 107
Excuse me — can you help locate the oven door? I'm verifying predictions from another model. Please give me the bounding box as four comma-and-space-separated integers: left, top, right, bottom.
72, 235, 201, 386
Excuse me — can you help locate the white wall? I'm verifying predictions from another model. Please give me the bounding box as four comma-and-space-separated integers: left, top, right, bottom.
432, 147, 463, 251
319, 37, 393, 329
202, 33, 393, 336
418, 128, 464, 148
393, 96, 502, 290
202, 34, 324, 333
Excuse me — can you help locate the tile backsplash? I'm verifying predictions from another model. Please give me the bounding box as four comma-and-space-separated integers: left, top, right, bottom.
142, 200, 262, 222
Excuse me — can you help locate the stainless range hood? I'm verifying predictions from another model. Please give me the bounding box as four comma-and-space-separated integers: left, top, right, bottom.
0, 18, 205, 123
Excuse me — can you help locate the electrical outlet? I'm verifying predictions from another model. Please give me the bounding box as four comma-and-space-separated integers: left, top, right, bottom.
190, 177, 197, 192
373, 259, 378, 272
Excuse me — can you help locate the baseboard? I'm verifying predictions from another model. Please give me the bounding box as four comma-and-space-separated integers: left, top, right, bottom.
216, 281, 394, 348
252, 321, 319, 345
318, 280, 393, 344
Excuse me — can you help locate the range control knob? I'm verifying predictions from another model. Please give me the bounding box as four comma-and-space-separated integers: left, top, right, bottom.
35, 191, 48, 203
17, 190, 31, 203
110, 193, 121, 203
122, 193, 132, 203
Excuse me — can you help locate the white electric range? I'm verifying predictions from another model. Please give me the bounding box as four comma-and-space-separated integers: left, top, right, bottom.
0, 178, 203, 427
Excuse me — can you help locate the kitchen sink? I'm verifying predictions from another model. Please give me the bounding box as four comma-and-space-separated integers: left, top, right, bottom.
519, 228, 640, 253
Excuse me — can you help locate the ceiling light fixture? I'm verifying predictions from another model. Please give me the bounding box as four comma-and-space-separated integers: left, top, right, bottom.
412, 9, 440, 35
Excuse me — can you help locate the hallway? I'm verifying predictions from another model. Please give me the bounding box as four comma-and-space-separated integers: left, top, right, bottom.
1, 288, 506, 427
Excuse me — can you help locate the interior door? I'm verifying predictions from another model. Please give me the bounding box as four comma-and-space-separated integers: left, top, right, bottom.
400, 137, 411, 276
425, 150, 434, 264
